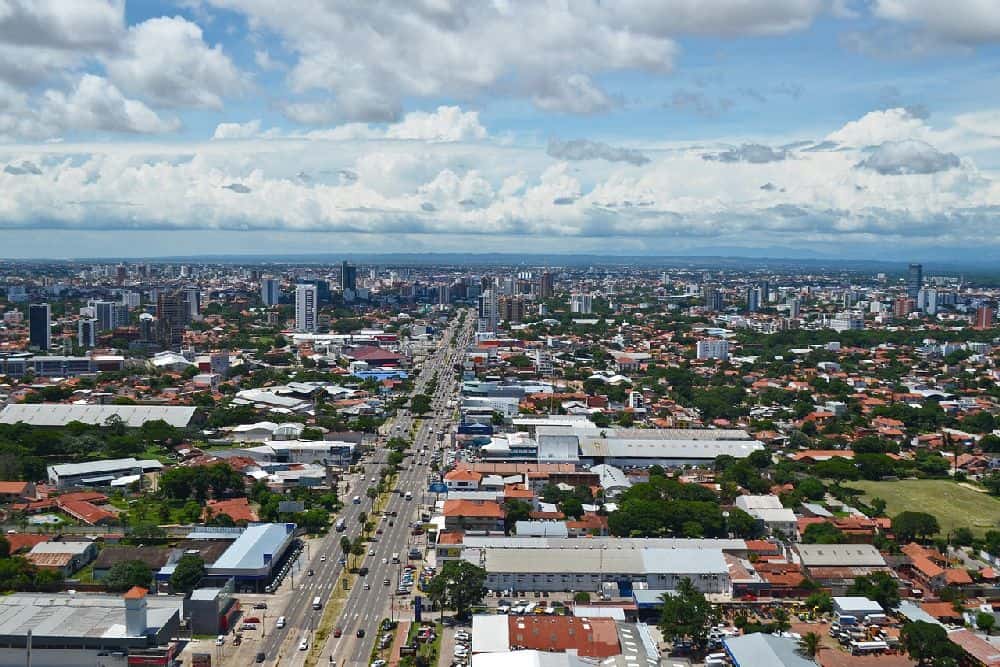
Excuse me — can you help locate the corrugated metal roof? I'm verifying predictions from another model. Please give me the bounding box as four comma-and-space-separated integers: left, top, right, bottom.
0, 403, 196, 428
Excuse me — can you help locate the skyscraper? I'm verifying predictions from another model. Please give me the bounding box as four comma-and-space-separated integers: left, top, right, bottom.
92, 301, 128, 332
156, 290, 188, 350
477, 288, 498, 333
538, 271, 554, 299
28, 303, 51, 351
260, 278, 281, 306
78, 318, 96, 348
702, 286, 724, 312
570, 293, 593, 314
341, 261, 358, 291
746, 286, 760, 313
975, 304, 995, 330
184, 288, 200, 320
295, 283, 318, 332
907, 263, 923, 301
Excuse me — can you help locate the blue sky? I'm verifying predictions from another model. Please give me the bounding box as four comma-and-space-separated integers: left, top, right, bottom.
2, 0, 1000, 259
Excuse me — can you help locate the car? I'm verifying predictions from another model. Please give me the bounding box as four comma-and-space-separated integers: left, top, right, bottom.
215, 635, 225, 646
307, 568, 314, 576
276, 616, 286, 629
299, 638, 309, 651
253, 602, 268, 609
320, 555, 327, 562
255, 652, 266, 663
334, 627, 342, 638
357, 628, 366, 638
369, 548, 376, 556
359, 567, 369, 575
382, 557, 388, 564
364, 583, 371, 590
384, 578, 391, 586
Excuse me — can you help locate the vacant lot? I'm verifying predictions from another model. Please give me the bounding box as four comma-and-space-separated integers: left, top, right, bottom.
845, 479, 1000, 536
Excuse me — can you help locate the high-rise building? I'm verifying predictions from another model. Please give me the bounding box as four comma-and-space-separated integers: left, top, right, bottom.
696, 339, 730, 361
92, 301, 128, 332
155, 290, 188, 350
918, 288, 938, 315
538, 271, 554, 299
138, 313, 156, 342
893, 296, 914, 319
341, 261, 357, 291
261, 278, 281, 306
907, 263, 923, 301
436, 285, 451, 305
829, 312, 865, 332
121, 291, 140, 308
499, 296, 525, 324
295, 283, 318, 332
786, 298, 801, 319
78, 318, 96, 348
184, 288, 200, 320
758, 280, 770, 304
477, 289, 499, 333
702, 286, 724, 312
975, 305, 995, 330
570, 293, 593, 314
746, 286, 760, 313
28, 303, 51, 351
115, 264, 126, 285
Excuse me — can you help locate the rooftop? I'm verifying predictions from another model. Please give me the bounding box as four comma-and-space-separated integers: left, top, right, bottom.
0, 403, 196, 428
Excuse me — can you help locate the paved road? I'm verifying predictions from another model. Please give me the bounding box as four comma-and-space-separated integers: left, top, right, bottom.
257, 311, 472, 667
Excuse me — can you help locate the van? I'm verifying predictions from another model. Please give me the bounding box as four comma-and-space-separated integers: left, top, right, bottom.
276, 616, 286, 629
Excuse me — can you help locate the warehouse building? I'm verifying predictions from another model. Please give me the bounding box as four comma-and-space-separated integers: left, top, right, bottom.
0, 403, 197, 428
47, 457, 164, 488
470, 545, 731, 594
0, 588, 181, 667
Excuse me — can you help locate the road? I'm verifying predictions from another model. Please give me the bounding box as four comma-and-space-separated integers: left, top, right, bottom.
256, 311, 472, 667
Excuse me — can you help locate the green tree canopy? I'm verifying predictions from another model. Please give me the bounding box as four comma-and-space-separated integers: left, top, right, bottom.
658, 578, 717, 653
104, 560, 153, 593
169, 554, 205, 595
893, 511, 940, 543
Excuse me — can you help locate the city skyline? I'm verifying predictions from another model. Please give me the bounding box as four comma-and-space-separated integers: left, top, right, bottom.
2, 2, 1000, 259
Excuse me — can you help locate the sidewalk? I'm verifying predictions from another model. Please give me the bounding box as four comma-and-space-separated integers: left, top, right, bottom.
387, 620, 411, 667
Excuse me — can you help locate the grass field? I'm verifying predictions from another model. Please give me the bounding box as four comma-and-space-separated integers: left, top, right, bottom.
844, 479, 1000, 536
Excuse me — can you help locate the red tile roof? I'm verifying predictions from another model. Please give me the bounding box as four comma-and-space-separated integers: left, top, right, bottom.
442, 499, 505, 519
507, 616, 619, 658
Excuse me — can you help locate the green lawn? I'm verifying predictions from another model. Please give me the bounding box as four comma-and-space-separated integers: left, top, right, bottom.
845, 479, 1000, 536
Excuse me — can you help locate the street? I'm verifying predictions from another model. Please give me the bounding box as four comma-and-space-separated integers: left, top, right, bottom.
249, 311, 472, 667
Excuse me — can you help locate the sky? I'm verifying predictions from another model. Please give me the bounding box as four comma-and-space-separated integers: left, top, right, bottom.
2, 1, 1000, 260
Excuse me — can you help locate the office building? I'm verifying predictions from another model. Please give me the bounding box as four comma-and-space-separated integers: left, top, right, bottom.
538, 271, 554, 299
77, 318, 96, 348
28, 303, 50, 351
499, 296, 525, 324
295, 283, 318, 332
570, 293, 593, 314
478, 288, 499, 333
918, 288, 938, 315
786, 298, 801, 319
893, 296, 914, 319
93, 300, 128, 332
341, 261, 357, 290
702, 286, 724, 312
436, 284, 451, 305
828, 312, 865, 332
696, 339, 730, 361
746, 286, 760, 313
975, 305, 995, 330
121, 291, 141, 308
260, 277, 281, 306
907, 263, 923, 301
184, 288, 200, 320
155, 290, 188, 350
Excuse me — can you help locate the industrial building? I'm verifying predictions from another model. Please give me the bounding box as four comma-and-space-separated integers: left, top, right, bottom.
46, 457, 164, 488
0, 588, 181, 667
1, 403, 197, 428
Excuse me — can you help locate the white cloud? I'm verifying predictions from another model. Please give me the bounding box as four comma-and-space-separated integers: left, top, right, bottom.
826, 107, 931, 147
873, 0, 1000, 44
212, 119, 262, 140
384, 106, 486, 142
205, 1, 819, 118
857, 139, 961, 175
36, 74, 179, 135
0, 0, 124, 50
104, 16, 247, 109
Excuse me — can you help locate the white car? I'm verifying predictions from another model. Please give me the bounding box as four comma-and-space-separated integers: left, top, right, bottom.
369, 548, 376, 556
382, 557, 388, 564
299, 638, 309, 651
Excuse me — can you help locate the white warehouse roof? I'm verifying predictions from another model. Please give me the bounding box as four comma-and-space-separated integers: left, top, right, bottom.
0, 403, 196, 428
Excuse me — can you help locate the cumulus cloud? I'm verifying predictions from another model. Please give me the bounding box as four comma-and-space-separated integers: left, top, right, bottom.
872, 0, 1000, 44
0, 0, 123, 51
212, 119, 262, 140
104, 16, 247, 110
827, 107, 930, 147
547, 138, 650, 166
856, 139, 961, 175
204, 1, 819, 118
37, 74, 179, 135
384, 106, 486, 142
3, 160, 41, 175
703, 144, 787, 163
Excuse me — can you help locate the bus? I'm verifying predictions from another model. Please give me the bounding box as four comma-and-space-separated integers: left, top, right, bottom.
335, 518, 346, 532
312, 596, 322, 610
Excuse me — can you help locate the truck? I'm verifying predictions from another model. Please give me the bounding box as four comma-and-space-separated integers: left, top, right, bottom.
335, 518, 346, 532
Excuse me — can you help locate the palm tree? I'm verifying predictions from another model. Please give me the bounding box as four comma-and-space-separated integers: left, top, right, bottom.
798, 631, 822, 659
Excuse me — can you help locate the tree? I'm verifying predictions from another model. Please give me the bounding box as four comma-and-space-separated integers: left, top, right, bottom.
503, 500, 532, 535
658, 578, 716, 653
848, 572, 900, 610
797, 477, 826, 500
798, 631, 822, 658
104, 560, 153, 593
339, 536, 351, 555
411, 394, 432, 415
977, 611, 996, 636
726, 508, 764, 539
900, 621, 961, 665
429, 561, 486, 619
805, 591, 833, 613
893, 511, 941, 543
169, 554, 205, 595
802, 522, 846, 544
772, 606, 791, 633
